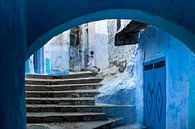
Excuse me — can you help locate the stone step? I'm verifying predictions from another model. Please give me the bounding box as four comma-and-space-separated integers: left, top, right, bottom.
94, 117, 124, 129
25, 77, 103, 85
26, 104, 134, 113
25, 83, 102, 91
96, 104, 136, 124
27, 112, 107, 123
112, 123, 147, 129
26, 105, 103, 113
26, 97, 95, 105
26, 90, 100, 98
26, 72, 98, 79
27, 117, 124, 129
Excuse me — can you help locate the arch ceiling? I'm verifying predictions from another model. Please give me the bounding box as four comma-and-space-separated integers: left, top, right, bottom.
26, 0, 195, 59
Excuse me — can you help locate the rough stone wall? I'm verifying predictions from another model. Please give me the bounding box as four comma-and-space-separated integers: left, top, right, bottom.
80, 24, 89, 68
96, 46, 138, 105
69, 28, 81, 72
96, 20, 138, 105
107, 19, 136, 73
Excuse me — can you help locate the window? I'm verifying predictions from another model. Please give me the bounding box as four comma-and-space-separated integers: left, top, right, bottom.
117, 19, 121, 31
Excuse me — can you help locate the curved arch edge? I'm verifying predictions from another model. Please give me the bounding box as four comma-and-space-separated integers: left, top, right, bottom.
25, 9, 195, 59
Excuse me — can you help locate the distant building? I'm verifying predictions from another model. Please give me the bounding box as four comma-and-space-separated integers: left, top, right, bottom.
25, 19, 136, 75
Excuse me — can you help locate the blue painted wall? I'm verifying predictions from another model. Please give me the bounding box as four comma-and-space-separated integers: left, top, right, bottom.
135, 26, 195, 128
0, 1, 195, 129
25, 60, 30, 73
0, 0, 26, 129
95, 26, 195, 128
45, 58, 51, 74
189, 56, 195, 128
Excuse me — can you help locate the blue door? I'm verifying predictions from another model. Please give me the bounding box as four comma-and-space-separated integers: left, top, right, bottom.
153, 60, 166, 129
144, 59, 166, 129
144, 63, 155, 129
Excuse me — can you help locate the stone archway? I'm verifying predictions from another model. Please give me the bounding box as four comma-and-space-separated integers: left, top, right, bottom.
26, 0, 195, 59
1, 0, 195, 129
26, 8, 195, 59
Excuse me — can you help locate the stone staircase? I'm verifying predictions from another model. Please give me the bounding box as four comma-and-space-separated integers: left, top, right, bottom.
25, 72, 135, 128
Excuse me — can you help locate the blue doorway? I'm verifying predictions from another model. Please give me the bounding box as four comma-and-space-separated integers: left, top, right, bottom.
144, 58, 166, 129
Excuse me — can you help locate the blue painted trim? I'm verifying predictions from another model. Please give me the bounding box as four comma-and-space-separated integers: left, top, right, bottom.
33, 47, 44, 74
45, 58, 51, 74
25, 60, 30, 73
40, 47, 44, 74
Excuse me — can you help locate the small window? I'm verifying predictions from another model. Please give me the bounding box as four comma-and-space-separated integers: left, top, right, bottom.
144, 64, 153, 70
117, 19, 121, 31
154, 60, 165, 68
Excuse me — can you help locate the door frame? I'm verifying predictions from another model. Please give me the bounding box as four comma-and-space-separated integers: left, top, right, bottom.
143, 57, 166, 129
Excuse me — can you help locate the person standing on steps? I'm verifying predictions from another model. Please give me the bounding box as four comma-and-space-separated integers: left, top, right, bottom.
83, 51, 100, 73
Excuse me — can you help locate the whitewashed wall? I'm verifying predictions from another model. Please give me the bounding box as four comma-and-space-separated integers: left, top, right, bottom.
44, 31, 70, 74
94, 20, 109, 69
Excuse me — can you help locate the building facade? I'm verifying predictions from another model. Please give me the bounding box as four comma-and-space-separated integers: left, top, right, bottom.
25, 19, 134, 75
